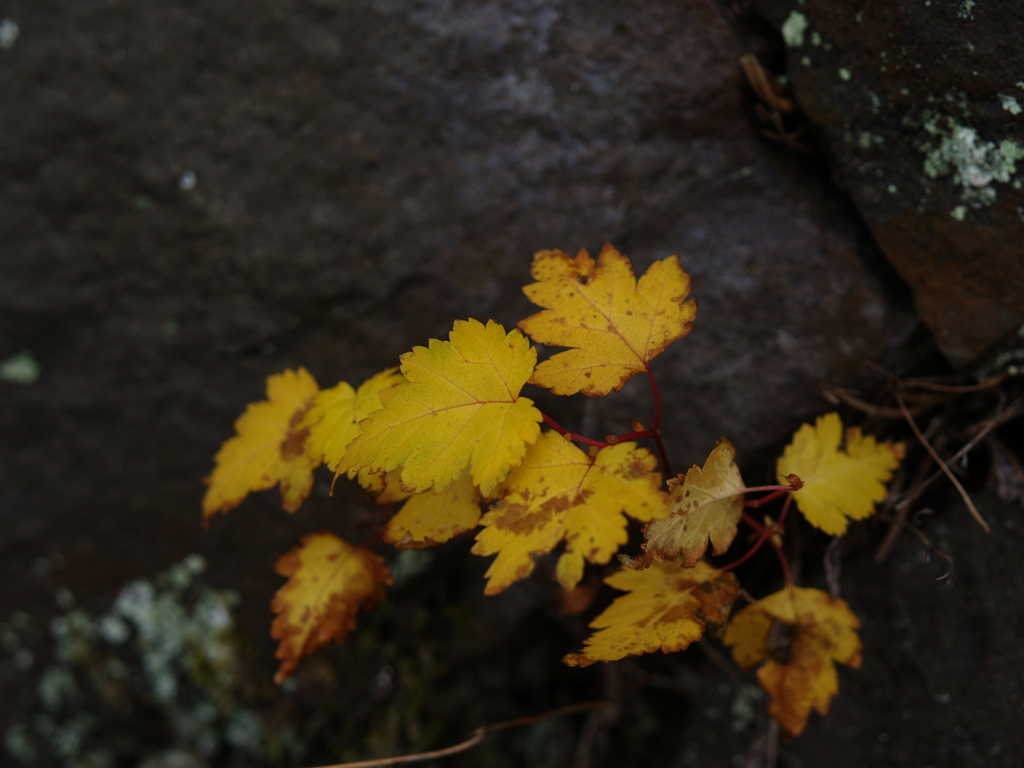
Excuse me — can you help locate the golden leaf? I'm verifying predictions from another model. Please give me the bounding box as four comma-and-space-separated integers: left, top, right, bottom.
723, 585, 862, 737
270, 532, 392, 683
302, 368, 403, 472
202, 367, 321, 521
337, 319, 541, 496
472, 432, 669, 594
563, 561, 737, 667
777, 413, 904, 535
519, 243, 696, 396
384, 468, 482, 549
640, 437, 745, 567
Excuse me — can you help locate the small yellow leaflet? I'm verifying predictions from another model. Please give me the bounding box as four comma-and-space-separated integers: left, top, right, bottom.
384, 468, 482, 549
303, 368, 403, 472
202, 367, 321, 521
724, 585, 862, 737
337, 319, 541, 496
563, 561, 737, 667
519, 244, 696, 396
472, 432, 668, 594
270, 531, 392, 683
640, 437, 745, 567
777, 412, 904, 535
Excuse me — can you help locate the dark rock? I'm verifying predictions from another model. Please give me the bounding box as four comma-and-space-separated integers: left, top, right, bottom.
752, 0, 1024, 367
0, 0, 926, 755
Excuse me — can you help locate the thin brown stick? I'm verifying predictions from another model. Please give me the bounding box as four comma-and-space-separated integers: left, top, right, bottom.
877, 512, 954, 581
883, 394, 1022, 523
901, 373, 1009, 393
895, 389, 989, 533
308, 699, 610, 768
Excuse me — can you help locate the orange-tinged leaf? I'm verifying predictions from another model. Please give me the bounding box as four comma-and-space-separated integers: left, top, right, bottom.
777, 413, 904, 536
202, 367, 321, 521
562, 561, 737, 667
337, 319, 542, 496
384, 469, 482, 549
270, 532, 392, 683
640, 437, 745, 567
302, 368, 403, 472
519, 243, 696, 396
723, 586, 862, 737
471, 432, 669, 594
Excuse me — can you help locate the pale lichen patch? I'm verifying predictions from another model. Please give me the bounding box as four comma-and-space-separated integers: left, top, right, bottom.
782, 11, 809, 48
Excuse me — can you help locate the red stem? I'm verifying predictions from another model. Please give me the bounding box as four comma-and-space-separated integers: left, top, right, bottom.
724, 502, 793, 583
644, 364, 673, 478
719, 529, 771, 573
770, 538, 792, 584
742, 512, 767, 533
612, 430, 656, 442
542, 414, 610, 448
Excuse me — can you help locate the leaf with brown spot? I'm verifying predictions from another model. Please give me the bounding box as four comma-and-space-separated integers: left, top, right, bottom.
202, 368, 321, 521
471, 431, 668, 594
270, 531, 392, 683
641, 437, 746, 567
562, 561, 737, 667
519, 244, 696, 396
723, 585, 862, 737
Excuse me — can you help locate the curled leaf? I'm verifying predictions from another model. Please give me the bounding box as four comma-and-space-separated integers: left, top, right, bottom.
777, 412, 904, 535
270, 532, 392, 683
203, 367, 321, 521
337, 319, 542, 496
472, 432, 668, 594
723, 585, 862, 737
563, 561, 737, 667
519, 243, 696, 396
639, 437, 745, 567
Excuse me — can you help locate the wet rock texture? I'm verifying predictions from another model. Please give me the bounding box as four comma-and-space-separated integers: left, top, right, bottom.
8, 0, 1011, 765
753, 0, 1024, 367
0, 0, 919, 555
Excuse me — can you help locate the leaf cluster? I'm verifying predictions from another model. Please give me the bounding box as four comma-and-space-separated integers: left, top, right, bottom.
202, 244, 904, 739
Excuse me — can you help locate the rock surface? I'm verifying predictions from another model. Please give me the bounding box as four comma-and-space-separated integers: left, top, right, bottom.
752, 0, 1024, 367
0, 0, 945, 764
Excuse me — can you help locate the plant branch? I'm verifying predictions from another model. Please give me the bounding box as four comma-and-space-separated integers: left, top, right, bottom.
644, 364, 673, 478
894, 390, 989, 533
307, 699, 611, 768
542, 414, 610, 448
744, 481, 802, 508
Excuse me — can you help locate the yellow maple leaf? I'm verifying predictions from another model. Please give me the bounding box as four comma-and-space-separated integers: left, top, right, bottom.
777, 412, 904, 536
471, 431, 669, 594
337, 319, 542, 496
563, 561, 737, 667
202, 367, 321, 521
302, 368, 403, 472
723, 585, 862, 737
639, 437, 746, 567
384, 468, 482, 549
518, 243, 696, 396
270, 531, 392, 683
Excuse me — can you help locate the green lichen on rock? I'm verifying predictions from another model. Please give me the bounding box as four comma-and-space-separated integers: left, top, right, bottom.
1000, 94, 1022, 116
781, 11, 809, 48
921, 115, 1024, 211
2, 556, 305, 768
